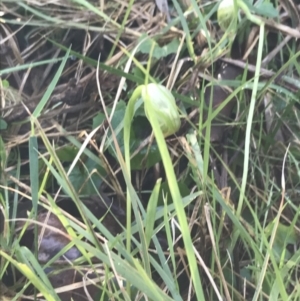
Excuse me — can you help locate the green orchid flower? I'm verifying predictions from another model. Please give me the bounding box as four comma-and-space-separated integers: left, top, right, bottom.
217, 0, 237, 31
141, 83, 181, 137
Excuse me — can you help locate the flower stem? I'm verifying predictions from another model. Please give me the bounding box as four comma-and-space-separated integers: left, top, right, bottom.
123, 85, 144, 255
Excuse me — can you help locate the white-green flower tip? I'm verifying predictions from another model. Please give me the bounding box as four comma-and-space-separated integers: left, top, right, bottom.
142, 83, 181, 137
217, 0, 236, 31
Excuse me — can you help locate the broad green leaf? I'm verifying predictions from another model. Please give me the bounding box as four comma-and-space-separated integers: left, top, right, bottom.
102, 100, 161, 170
244, 0, 279, 18
55, 145, 79, 162
1, 79, 9, 87
138, 35, 180, 59
67, 157, 106, 195
265, 222, 297, 261
0, 118, 7, 130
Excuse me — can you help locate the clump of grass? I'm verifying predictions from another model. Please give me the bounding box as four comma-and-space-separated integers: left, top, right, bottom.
1, 0, 300, 300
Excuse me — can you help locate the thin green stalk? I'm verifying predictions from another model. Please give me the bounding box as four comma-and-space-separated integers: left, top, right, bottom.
108, 0, 135, 59
236, 22, 264, 218
123, 86, 144, 255
143, 92, 206, 300
224, 7, 267, 292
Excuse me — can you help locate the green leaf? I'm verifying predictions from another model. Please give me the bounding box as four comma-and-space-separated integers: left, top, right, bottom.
1, 79, 10, 88
158, 180, 190, 206
67, 157, 105, 195
131, 116, 161, 169
93, 112, 106, 129
55, 145, 79, 162
0, 118, 7, 130
265, 222, 297, 261
244, 0, 279, 18
115, 115, 161, 170
254, 1, 279, 18
93, 100, 126, 133
104, 100, 161, 170
138, 34, 180, 59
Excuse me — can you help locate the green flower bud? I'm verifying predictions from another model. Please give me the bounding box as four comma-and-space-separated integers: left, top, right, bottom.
141, 83, 181, 137
217, 0, 237, 31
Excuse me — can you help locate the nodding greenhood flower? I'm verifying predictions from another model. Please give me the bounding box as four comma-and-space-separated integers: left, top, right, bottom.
141, 83, 181, 137
217, 0, 237, 31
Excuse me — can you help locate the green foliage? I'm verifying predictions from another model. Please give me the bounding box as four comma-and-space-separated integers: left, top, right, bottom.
244, 0, 279, 18
137, 34, 180, 59
0, 118, 7, 130
1, 79, 9, 87
93, 100, 161, 170
265, 222, 298, 262
67, 156, 106, 195
1, 0, 300, 300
